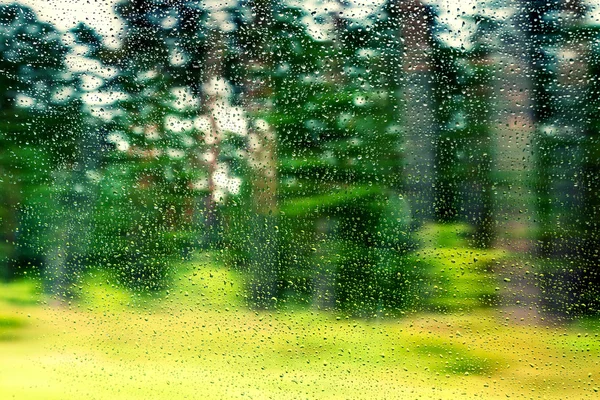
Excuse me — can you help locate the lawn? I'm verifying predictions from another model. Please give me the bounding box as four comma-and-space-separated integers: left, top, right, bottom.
1, 254, 598, 399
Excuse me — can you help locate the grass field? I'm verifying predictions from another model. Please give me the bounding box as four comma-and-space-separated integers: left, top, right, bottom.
1, 255, 599, 399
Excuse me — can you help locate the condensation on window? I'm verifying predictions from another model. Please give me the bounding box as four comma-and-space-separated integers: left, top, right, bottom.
0, 0, 599, 399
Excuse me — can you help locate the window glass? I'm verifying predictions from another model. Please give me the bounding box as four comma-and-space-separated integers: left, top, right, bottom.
1, 0, 599, 398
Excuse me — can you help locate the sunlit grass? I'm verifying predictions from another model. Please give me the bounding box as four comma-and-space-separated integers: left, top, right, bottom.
1, 256, 599, 399
416, 223, 507, 312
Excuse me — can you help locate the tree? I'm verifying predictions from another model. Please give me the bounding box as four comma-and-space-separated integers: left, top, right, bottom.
516, 0, 600, 315
431, 14, 498, 248
581, 37, 600, 313
222, 1, 417, 314
223, 0, 281, 309
44, 23, 110, 300
396, 0, 437, 222
0, 4, 76, 287
91, 0, 213, 290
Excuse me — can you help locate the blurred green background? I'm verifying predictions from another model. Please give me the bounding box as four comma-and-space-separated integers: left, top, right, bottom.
1, 0, 599, 398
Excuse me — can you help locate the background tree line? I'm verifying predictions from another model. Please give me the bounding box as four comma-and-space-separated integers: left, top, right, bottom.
1, 0, 599, 317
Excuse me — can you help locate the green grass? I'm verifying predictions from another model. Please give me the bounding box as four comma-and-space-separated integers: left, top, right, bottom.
415, 223, 506, 312
0, 279, 41, 306
0, 313, 27, 342
1, 254, 599, 399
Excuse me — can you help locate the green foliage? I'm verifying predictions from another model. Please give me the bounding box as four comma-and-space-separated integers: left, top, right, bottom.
87, 157, 197, 291
1, 0, 599, 317
0, 4, 81, 282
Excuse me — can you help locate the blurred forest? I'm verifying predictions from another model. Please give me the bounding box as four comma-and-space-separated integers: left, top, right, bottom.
1, 0, 599, 319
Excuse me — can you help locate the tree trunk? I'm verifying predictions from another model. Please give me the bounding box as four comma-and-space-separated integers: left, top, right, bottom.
398, 0, 436, 223
243, 0, 279, 309
312, 217, 337, 310
199, 32, 226, 248
45, 123, 101, 302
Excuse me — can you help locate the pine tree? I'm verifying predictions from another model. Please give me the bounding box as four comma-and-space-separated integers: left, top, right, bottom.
0, 4, 76, 287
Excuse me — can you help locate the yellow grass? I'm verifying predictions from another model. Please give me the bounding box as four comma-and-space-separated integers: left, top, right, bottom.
1, 260, 598, 399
